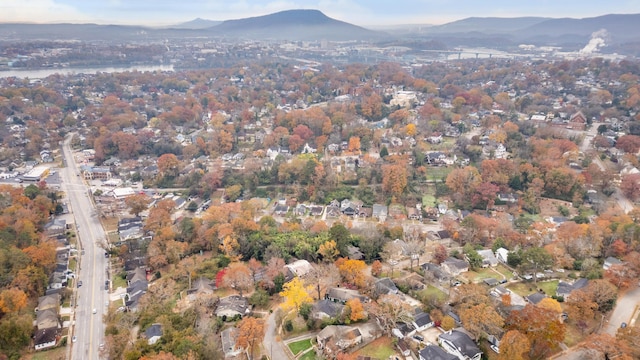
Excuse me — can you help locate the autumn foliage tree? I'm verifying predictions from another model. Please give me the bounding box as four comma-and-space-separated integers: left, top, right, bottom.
124, 193, 151, 217
279, 277, 313, 314
498, 330, 530, 360
221, 262, 253, 296
506, 304, 566, 359
236, 316, 265, 360
345, 298, 366, 322
336, 258, 368, 288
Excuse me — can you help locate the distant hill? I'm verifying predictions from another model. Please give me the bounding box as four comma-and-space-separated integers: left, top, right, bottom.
171, 18, 221, 29
208, 9, 385, 41
426, 17, 550, 35
417, 13, 640, 51
516, 14, 640, 43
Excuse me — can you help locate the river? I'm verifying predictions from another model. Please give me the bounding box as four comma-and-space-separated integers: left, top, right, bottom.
0, 64, 174, 79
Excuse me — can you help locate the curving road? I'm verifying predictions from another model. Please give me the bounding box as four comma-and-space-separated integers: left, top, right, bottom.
263, 310, 290, 360
61, 134, 109, 360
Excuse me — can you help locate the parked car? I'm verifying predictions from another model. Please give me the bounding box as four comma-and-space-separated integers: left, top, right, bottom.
72, 336, 77, 343
621, 322, 627, 328
490, 345, 500, 353
413, 335, 424, 342
77, 280, 82, 288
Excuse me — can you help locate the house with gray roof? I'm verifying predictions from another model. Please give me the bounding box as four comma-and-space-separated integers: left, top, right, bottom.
438, 329, 482, 360
325, 287, 368, 304
144, 324, 163, 345
477, 249, 499, 267
556, 278, 589, 300
374, 278, 399, 296
220, 327, 242, 358
216, 295, 250, 319
312, 299, 345, 320
419, 345, 458, 360
442, 257, 469, 276
372, 204, 388, 222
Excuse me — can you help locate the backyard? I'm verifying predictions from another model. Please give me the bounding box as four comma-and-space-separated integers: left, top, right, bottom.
354, 336, 396, 359
461, 264, 514, 283
507, 280, 559, 297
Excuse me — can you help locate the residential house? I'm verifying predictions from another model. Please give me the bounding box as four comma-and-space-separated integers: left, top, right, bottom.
186, 277, 216, 301
438, 330, 482, 360
317, 325, 363, 358
419, 345, 458, 360
413, 310, 433, 332
325, 205, 341, 218
44, 218, 67, 237
37, 294, 60, 312
144, 324, 163, 345
285, 259, 313, 278
36, 308, 59, 330
125, 267, 148, 312
497, 193, 518, 204
441, 258, 469, 277
483, 278, 499, 287
301, 143, 317, 154
397, 339, 411, 358
325, 287, 369, 304
372, 204, 388, 222
603, 256, 622, 270
421, 263, 451, 283
312, 299, 345, 320
495, 248, 509, 264
490, 286, 510, 298
220, 327, 243, 358
407, 206, 422, 221
347, 245, 365, 260
525, 292, 546, 305
374, 278, 399, 296
556, 278, 589, 300
34, 328, 58, 351
216, 295, 250, 319
273, 203, 289, 215
477, 249, 499, 268
309, 205, 324, 217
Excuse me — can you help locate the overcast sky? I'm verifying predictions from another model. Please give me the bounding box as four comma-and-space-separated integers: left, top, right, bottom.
1, 0, 638, 26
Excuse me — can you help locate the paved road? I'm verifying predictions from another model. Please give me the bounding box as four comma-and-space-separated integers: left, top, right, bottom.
603, 286, 640, 335
62, 134, 109, 360
263, 310, 291, 360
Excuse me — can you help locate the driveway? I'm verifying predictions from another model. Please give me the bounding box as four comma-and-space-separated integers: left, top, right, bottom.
603, 286, 640, 335
264, 310, 291, 360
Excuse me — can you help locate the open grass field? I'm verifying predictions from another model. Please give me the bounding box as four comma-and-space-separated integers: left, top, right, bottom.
507, 280, 559, 297
354, 336, 396, 359
425, 167, 453, 182
288, 339, 312, 355
299, 350, 317, 360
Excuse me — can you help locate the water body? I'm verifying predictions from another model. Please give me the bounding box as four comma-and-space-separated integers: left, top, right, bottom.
0, 65, 174, 79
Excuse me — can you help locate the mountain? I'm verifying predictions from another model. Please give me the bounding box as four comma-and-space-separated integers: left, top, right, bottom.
171, 18, 221, 29
416, 13, 640, 51
516, 14, 640, 43
208, 9, 385, 41
426, 17, 550, 35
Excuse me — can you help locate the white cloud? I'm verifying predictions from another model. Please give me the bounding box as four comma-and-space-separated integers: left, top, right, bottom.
0, 0, 91, 23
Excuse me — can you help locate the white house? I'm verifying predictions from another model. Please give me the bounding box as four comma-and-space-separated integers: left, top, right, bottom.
438, 330, 482, 360
495, 248, 509, 264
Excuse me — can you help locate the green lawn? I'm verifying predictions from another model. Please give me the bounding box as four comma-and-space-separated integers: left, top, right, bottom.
288, 339, 312, 355
112, 274, 127, 290
507, 280, 559, 297
426, 167, 453, 182
299, 350, 316, 360
68, 257, 77, 272
355, 336, 396, 359
422, 194, 437, 207
417, 285, 448, 302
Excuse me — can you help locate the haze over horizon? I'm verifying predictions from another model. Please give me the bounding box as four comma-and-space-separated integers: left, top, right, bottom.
1, 0, 639, 27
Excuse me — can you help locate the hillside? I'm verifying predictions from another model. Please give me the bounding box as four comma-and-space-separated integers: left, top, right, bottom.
209, 9, 385, 41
